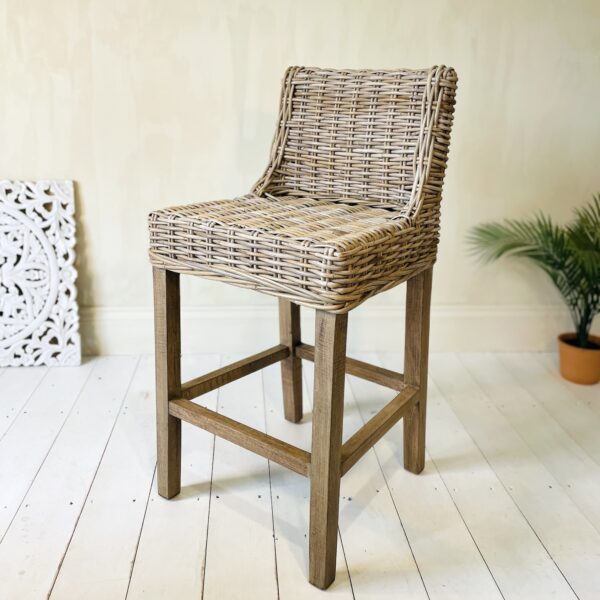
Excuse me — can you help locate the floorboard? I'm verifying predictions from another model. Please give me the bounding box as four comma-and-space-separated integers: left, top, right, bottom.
126, 354, 220, 600
0, 366, 48, 439
0, 356, 138, 600
0, 361, 95, 539
50, 356, 154, 599
0, 352, 598, 599
506, 352, 600, 463
201, 356, 278, 600
352, 353, 504, 599
431, 353, 600, 600
537, 354, 598, 413
460, 353, 600, 534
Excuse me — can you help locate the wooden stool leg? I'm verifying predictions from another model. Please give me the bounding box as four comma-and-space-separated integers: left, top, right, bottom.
309, 310, 348, 589
403, 268, 433, 474
153, 267, 182, 498
279, 299, 303, 422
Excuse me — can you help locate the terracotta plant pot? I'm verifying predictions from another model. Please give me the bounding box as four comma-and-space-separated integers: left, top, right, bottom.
558, 333, 600, 385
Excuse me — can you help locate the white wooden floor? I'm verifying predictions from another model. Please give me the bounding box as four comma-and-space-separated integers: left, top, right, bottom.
0, 352, 599, 600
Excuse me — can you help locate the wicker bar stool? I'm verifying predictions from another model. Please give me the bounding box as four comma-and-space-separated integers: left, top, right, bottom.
149, 66, 457, 589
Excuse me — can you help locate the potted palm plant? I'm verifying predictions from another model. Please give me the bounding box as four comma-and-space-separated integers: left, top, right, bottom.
468, 195, 600, 385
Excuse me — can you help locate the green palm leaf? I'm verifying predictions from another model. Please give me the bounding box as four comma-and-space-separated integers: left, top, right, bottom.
468, 195, 600, 348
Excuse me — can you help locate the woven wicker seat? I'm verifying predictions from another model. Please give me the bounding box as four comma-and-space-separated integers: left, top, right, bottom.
150, 65, 457, 590
150, 193, 436, 312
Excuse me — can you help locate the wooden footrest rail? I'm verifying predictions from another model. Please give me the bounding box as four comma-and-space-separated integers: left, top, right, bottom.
171, 349, 418, 479
295, 343, 404, 390
341, 384, 418, 474
170, 398, 311, 476
181, 344, 290, 400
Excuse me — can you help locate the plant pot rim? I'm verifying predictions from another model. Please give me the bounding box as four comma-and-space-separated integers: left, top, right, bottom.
558, 332, 600, 351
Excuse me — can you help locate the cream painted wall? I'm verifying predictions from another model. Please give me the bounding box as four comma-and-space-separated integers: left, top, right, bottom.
1, 0, 599, 352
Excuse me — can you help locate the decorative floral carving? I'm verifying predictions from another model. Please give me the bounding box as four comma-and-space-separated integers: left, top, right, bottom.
0, 180, 81, 366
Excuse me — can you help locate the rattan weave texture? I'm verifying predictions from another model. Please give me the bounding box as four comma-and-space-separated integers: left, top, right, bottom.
149, 66, 457, 313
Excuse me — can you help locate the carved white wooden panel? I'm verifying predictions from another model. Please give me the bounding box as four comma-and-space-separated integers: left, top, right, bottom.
0, 180, 81, 366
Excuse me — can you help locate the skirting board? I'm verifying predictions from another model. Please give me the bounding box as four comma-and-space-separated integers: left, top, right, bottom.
80, 304, 577, 355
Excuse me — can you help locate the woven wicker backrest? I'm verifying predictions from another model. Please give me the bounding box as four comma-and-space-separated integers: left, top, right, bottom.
254, 66, 457, 219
